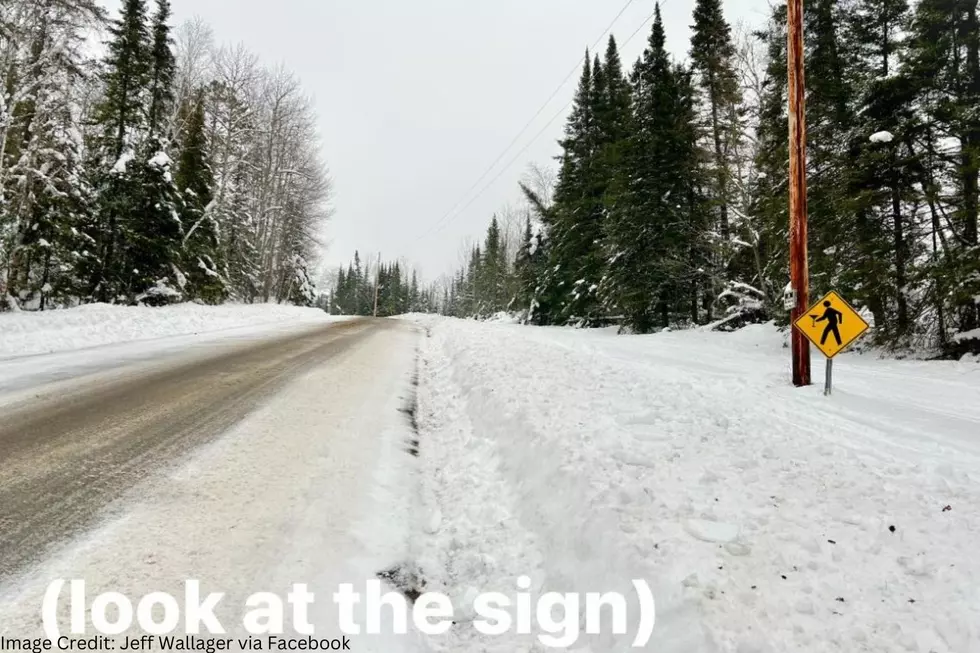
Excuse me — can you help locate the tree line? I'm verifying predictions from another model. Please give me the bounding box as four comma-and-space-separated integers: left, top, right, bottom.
323, 252, 435, 317
440, 0, 980, 355
0, 0, 330, 311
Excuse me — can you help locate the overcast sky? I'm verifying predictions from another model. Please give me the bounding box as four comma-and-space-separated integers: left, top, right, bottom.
149, 0, 772, 280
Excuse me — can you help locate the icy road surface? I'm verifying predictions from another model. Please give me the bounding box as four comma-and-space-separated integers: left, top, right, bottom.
0, 318, 424, 652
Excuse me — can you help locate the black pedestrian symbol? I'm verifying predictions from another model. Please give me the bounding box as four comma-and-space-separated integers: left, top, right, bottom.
811, 301, 843, 346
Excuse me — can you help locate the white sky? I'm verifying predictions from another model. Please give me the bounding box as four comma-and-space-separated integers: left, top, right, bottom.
131, 0, 773, 280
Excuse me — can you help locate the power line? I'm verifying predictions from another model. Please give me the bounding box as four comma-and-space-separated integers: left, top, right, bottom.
420, 4, 662, 240
624, 5, 659, 45
417, 0, 638, 240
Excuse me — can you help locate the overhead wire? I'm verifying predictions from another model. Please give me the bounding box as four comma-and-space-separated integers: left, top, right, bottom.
416, 0, 641, 240
419, 3, 663, 239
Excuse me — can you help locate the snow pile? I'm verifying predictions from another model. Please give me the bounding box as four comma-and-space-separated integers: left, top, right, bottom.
409, 316, 980, 652
0, 302, 338, 359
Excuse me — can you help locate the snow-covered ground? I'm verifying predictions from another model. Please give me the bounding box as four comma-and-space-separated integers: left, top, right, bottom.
406, 315, 980, 652
2, 307, 977, 652
0, 303, 350, 396
0, 302, 343, 359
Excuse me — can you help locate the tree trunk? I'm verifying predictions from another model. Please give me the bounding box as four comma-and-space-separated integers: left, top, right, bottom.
960, 2, 980, 333
891, 160, 909, 336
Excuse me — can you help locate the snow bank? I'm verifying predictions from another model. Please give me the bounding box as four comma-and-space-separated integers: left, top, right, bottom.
410, 316, 980, 652
0, 302, 338, 359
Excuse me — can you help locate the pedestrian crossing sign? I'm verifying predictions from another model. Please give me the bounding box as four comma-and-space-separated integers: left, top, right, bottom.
794, 290, 870, 358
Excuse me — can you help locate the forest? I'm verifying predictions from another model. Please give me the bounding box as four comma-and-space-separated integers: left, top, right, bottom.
433, 0, 980, 355
324, 251, 437, 317
0, 0, 329, 310
6, 0, 979, 356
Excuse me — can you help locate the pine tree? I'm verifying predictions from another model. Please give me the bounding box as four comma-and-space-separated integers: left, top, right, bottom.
847, 0, 918, 341
513, 215, 545, 319
335, 266, 347, 313
804, 0, 861, 304
409, 270, 420, 312
85, 0, 152, 300
905, 0, 980, 350
122, 0, 182, 304
1, 0, 102, 309
147, 0, 176, 138
690, 0, 741, 242
176, 90, 225, 303
91, 0, 150, 161
126, 148, 184, 304
600, 36, 633, 148
518, 182, 555, 323
603, 6, 703, 332
482, 216, 506, 313
465, 245, 482, 316
544, 52, 607, 325
77, 0, 185, 304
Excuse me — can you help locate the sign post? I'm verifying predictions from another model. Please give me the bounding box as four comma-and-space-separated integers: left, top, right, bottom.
793, 290, 870, 396
825, 358, 833, 396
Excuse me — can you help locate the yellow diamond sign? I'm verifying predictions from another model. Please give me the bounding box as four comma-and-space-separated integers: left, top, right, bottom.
794, 290, 870, 358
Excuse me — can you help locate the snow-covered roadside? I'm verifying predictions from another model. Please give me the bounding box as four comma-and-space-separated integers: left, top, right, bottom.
0, 302, 343, 359
0, 321, 425, 652
0, 303, 352, 397
407, 315, 980, 653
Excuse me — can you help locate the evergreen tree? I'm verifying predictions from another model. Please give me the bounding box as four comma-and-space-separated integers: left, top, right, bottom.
147, 0, 176, 138
120, 0, 182, 304
603, 6, 704, 332
1, 0, 101, 309
690, 0, 741, 242
85, 0, 152, 300
518, 182, 555, 323
513, 215, 545, 319
804, 0, 862, 305
335, 267, 347, 313
847, 0, 918, 341
905, 0, 980, 350
544, 52, 606, 325
125, 147, 184, 304
409, 270, 420, 312
600, 36, 633, 148
176, 90, 225, 303
481, 216, 507, 313
91, 0, 150, 161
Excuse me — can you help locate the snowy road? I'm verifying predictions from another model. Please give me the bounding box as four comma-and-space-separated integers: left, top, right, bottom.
2, 311, 976, 652
0, 317, 422, 643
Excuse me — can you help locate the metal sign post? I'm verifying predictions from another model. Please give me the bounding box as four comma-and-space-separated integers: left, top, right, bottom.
824, 358, 833, 396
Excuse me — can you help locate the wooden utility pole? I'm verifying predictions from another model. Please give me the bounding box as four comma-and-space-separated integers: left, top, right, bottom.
787, 0, 811, 387
372, 252, 381, 317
